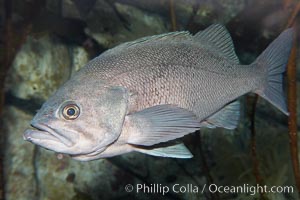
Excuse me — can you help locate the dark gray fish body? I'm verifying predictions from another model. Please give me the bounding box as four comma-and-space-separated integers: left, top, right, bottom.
82, 40, 259, 120
23, 24, 293, 161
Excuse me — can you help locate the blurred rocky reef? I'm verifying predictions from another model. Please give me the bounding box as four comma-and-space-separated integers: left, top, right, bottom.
1, 0, 300, 200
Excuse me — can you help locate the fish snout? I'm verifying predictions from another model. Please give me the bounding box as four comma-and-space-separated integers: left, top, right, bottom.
26, 122, 74, 147
23, 129, 33, 141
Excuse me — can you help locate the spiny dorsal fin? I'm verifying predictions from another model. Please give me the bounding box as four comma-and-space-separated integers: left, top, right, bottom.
125, 31, 192, 46
194, 24, 239, 64
102, 31, 192, 56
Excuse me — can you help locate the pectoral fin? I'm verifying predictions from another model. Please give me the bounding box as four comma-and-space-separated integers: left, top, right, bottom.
132, 143, 193, 159
200, 100, 240, 130
125, 105, 200, 146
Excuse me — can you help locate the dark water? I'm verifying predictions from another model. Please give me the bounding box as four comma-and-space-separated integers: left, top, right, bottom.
1, 0, 299, 199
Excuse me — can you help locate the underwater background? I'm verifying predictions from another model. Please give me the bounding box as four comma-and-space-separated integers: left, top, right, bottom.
0, 0, 299, 199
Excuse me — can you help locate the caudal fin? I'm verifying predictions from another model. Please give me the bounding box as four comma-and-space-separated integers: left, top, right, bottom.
254, 28, 294, 115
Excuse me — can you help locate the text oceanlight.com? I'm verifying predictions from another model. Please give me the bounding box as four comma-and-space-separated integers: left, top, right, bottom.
124, 183, 294, 196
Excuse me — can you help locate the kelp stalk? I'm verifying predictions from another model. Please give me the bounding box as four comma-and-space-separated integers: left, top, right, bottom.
0, 1, 33, 199
287, 33, 299, 194
285, 1, 300, 194
0, 1, 14, 199
247, 94, 266, 200
169, 0, 177, 31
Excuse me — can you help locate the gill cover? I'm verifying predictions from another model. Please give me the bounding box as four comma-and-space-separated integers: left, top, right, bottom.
96, 86, 129, 148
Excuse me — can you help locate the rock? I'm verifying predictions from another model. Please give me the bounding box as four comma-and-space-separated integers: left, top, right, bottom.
35, 149, 112, 200
4, 106, 37, 200
5, 31, 212, 200
198, 112, 299, 200
6, 34, 71, 101
62, 0, 98, 20
116, 0, 195, 26
216, 0, 246, 23
85, 2, 169, 48
115, 0, 246, 28
70, 46, 90, 76
85, 0, 124, 35
84, 0, 248, 48
45, 0, 62, 17
4, 33, 89, 200
61, 0, 82, 20
2, 1, 299, 199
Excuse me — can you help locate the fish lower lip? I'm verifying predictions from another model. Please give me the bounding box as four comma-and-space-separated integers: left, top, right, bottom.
23, 128, 60, 143
26, 123, 73, 147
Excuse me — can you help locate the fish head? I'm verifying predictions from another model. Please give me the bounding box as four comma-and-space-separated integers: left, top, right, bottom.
24, 76, 129, 156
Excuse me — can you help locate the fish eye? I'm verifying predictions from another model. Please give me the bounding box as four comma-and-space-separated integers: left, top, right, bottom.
62, 104, 80, 120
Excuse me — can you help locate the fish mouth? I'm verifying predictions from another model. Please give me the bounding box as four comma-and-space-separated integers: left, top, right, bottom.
23, 123, 73, 147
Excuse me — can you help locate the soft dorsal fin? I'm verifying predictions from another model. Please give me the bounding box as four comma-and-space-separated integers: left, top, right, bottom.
194, 24, 239, 63
102, 31, 192, 56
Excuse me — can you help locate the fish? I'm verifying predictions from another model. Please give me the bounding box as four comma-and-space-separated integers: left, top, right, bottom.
23, 24, 293, 161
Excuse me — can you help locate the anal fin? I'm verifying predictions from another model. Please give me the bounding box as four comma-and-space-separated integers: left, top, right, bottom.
132, 143, 193, 159
200, 100, 240, 130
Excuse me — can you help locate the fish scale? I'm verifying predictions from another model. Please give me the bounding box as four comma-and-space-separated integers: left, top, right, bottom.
110, 62, 252, 120
80, 39, 258, 117
23, 24, 293, 160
